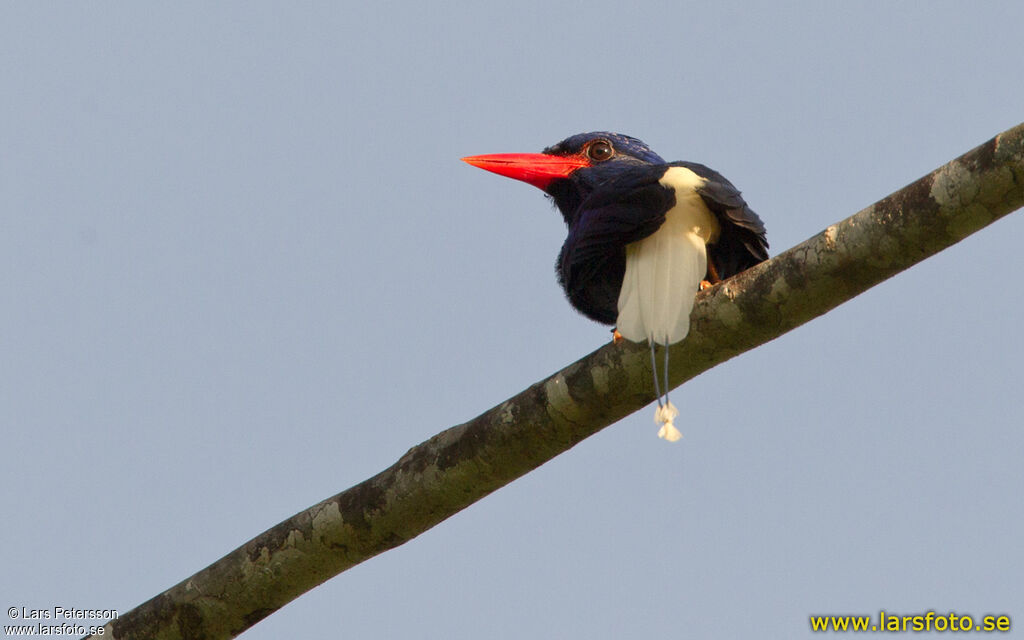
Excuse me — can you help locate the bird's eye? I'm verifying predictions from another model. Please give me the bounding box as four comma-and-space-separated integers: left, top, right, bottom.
586, 140, 615, 162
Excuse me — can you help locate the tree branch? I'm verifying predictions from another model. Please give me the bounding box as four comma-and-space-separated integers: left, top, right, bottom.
91, 123, 1024, 640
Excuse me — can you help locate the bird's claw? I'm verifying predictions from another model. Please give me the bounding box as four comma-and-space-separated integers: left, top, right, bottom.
612, 329, 623, 344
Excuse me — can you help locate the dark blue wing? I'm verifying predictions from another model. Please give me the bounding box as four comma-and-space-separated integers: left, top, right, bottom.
557, 167, 675, 325
673, 161, 769, 278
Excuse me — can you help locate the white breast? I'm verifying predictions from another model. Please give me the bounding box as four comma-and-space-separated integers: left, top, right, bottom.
615, 167, 719, 344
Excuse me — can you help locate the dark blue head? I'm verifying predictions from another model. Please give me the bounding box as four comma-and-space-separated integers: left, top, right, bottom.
462, 132, 666, 224
541, 132, 665, 223
542, 132, 665, 164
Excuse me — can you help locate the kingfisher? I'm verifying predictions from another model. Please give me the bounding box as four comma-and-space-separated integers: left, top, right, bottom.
463, 133, 767, 441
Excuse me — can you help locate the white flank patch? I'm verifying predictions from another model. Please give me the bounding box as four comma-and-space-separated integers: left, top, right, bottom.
616, 167, 719, 345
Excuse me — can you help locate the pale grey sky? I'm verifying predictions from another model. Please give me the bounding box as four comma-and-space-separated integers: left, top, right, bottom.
2, 2, 1021, 638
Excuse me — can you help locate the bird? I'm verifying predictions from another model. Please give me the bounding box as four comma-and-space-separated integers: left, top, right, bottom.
462, 132, 768, 440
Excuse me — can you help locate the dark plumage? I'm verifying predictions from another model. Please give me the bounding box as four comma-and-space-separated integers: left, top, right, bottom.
537, 133, 768, 324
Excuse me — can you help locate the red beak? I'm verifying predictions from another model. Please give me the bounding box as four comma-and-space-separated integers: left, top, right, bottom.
461, 153, 589, 190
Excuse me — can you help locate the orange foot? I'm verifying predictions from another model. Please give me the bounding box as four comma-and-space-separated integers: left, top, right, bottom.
612, 329, 623, 344
699, 280, 713, 291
